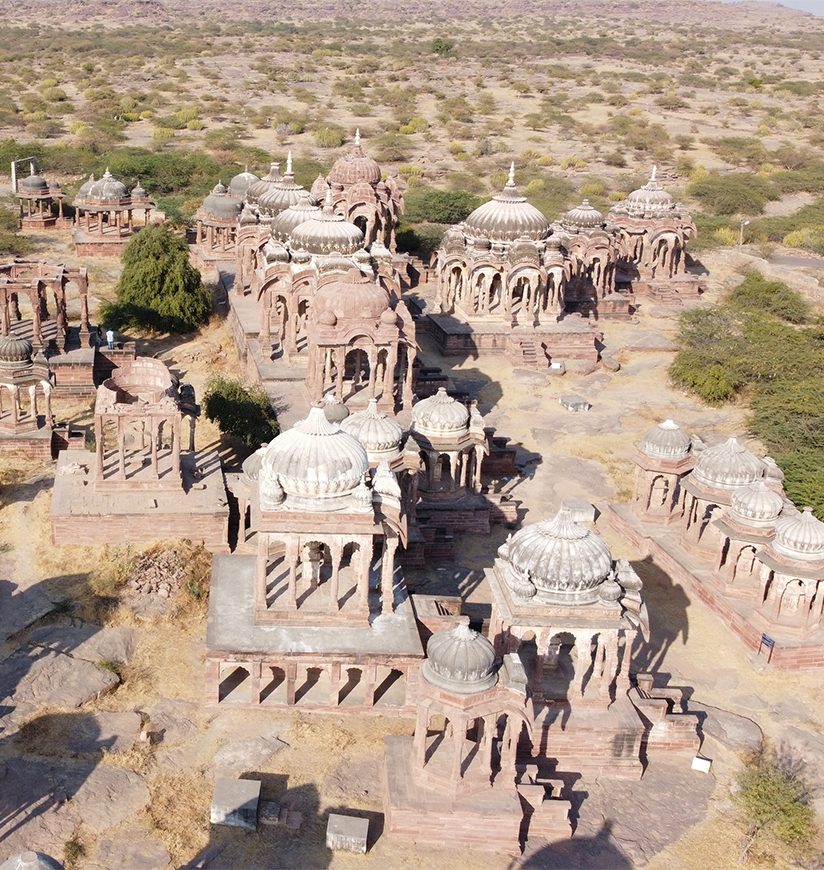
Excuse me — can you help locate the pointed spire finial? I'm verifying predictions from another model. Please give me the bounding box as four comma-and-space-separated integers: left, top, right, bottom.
323, 187, 334, 213
651, 164, 658, 182
286, 151, 293, 175
355, 128, 361, 146
508, 161, 516, 187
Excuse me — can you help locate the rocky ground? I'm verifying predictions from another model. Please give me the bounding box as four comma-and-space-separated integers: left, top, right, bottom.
1, 243, 824, 868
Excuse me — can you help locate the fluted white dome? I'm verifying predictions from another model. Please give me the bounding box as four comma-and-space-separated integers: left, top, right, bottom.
288, 189, 364, 255
692, 437, 765, 491
201, 182, 242, 220
85, 168, 128, 202
246, 162, 280, 205
258, 153, 305, 216
463, 163, 550, 243
641, 419, 691, 459
412, 388, 469, 439
228, 168, 259, 198
259, 407, 369, 512
613, 166, 675, 219
270, 191, 320, 242
422, 623, 497, 695
340, 398, 404, 461
0, 853, 62, 870
561, 199, 604, 230
774, 507, 824, 560
499, 508, 613, 604
731, 481, 784, 526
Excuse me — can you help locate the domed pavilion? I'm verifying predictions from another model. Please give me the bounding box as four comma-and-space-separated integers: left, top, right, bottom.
15, 165, 66, 229
194, 182, 242, 263
0, 332, 54, 460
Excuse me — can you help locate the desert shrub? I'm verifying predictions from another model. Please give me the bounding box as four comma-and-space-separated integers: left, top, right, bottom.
686, 171, 777, 215
0, 202, 34, 256
735, 749, 816, 862
728, 271, 810, 323
203, 376, 279, 449
713, 226, 739, 246
431, 37, 454, 56
314, 126, 345, 148
403, 188, 481, 224
101, 225, 211, 333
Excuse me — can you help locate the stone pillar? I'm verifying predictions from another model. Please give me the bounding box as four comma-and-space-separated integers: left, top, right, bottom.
451, 716, 465, 782
286, 662, 297, 705
403, 344, 416, 409
413, 705, 428, 768
95, 415, 104, 478
381, 536, 398, 616
329, 542, 342, 611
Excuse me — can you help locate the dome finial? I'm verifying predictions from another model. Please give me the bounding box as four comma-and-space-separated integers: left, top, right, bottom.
507, 161, 516, 187
355, 127, 361, 146
286, 151, 293, 175
651, 164, 658, 182
323, 186, 334, 212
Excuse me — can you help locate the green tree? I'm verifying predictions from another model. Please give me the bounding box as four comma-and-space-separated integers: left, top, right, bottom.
102, 225, 211, 333
203, 376, 279, 449
403, 188, 481, 224
431, 37, 454, 56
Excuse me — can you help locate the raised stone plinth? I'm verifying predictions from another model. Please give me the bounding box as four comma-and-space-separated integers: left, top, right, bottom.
326, 813, 369, 853
210, 778, 260, 830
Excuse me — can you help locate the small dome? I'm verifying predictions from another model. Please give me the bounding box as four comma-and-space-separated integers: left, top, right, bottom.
258, 153, 305, 216
86, 168, 128, 202
774, 507, 824, 559
270, 191, 321, 242
312, 270, 390, 323
20, 170, 49, 193
0, 333, 34, 366
322, 393, 350, 423
288, 189, 364, 255
328, 129, 382, 186
500, 508, 613, 605
340, 398, 404, 461
246, 162, 281, 205
241, 445, 267, 482
202, 182, 242, 220
259, 406, 369, 511
692, 436, 765, 491
463, 163, 550, 243
422, 623, 497, 695
615, 166, 675, 219
229, 168, 260, 198
731, 481, 784, 525
311, 173, 330, 202
641, 419, 691, 459
0, 852, 63, 870
380, 308, 400, 326
561, 199, 604, 230
412, 388, 469, 439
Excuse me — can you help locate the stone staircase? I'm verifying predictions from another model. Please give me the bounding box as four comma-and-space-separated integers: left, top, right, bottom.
506, 335, 547, 370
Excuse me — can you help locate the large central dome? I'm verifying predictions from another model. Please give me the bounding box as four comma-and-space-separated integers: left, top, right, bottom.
463, 163, 550, 243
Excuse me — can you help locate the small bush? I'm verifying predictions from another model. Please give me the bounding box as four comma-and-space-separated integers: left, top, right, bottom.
314, 126, 345, 148
431, 37, 454, 56
203, 376, 279, 449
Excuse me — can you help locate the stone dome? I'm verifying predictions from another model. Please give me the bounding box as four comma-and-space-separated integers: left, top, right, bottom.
328, 129, 382, 186
774, 507, 824, 559
731, 480, 784, 525
20, 170, 49, 193
692, 436, 765, 491
561, 199, 604, 230
86, 169, 128, 202
288, 189, 364, 255
322, 393, 350, 423
641, 419, 691, 459
412, 388, 469, 439
421, 623, 498, 695
463, 163, 550, 243
270, 192, 321, 242
246, 162, 281, 205
0, 333, 34, 367
312, 270, 390, 323
500, 508, 613, 605
259, 406, 369, 511
340, 398, 404, 461
241, 445, 267, 481
617, 166, 675, 219
77, 174, 95, 198
228, 168, 259, 198
0, 852, 63, 870
202, 182, 242, 220
258, 153, 305, 216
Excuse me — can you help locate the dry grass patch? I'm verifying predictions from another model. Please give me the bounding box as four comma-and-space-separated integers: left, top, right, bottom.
147, 771, 211, 863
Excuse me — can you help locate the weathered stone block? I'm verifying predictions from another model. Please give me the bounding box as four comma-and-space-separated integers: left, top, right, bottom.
326, 813, 369, 853
210, 778, 260, 830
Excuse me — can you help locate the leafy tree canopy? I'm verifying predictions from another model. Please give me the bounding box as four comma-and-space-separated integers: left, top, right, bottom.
203, 376, 279, 449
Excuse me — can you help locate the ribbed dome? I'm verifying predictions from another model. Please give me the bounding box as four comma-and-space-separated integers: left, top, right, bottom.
202, 182, 242, 220
731, 480, 784, 525
131, 181, 147, 200
312, 270, 390, 323
774, 507, 824, 559
692, 437, 765, 491
463, 163, 550, 243
641, 419, 691, 459
0, 334, 33, 366
270, 191, 321, 242
311, 174, 329, 202
500, 508, 613, 604
322, 393, 350, 423
412, 388, 469, 439
259, 407, 369, 511
422, 623, 497, 695
0, 852, 63, 870
77, 174, 95, 198
85, 169, 128, 202
561, 199, 604, 230
340, 398, 404, 461
246, 162, 281, 205
615, 166, 675, 219
241, 445, 267, 481
328, 129, 382, 186
229, 168, 259, 198
258, 153, 305, 216
20, 170, 49, 193
288, 189, 364, 255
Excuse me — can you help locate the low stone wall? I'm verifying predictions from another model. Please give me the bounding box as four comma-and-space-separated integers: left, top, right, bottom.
0, 432, 54, 461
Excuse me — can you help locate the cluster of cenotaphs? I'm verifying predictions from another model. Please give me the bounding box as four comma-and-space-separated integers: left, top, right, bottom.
2, 131, 818, 852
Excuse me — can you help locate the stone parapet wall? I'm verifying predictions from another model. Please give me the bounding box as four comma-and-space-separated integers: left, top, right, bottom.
0, 433, 53, 461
